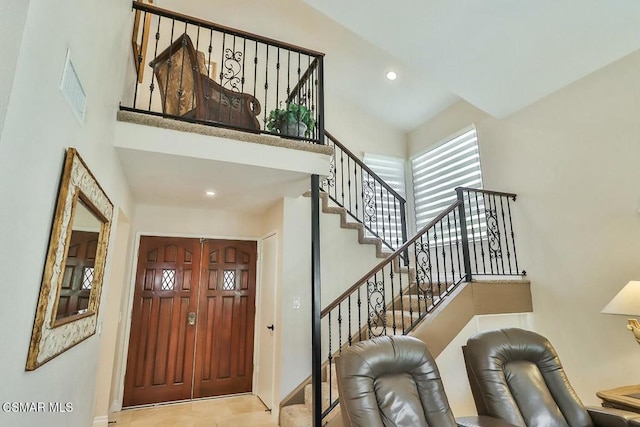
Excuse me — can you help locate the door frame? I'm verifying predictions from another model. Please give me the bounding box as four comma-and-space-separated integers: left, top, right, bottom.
113, 231, 263, 410
255, 231, 281, 415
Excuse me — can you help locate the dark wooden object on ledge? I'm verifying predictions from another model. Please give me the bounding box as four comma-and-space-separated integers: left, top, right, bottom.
149, 33, 261, 130
597, 385, 640, 413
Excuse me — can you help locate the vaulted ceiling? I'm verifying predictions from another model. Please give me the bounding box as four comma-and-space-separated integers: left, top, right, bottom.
300, 0, 640, 130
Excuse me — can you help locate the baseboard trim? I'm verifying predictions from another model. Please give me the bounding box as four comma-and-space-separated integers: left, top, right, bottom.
92, 415, 109, 427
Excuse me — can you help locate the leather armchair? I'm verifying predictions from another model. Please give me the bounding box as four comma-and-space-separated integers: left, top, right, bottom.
463, 328, 640, 427
336, 335, 517, 427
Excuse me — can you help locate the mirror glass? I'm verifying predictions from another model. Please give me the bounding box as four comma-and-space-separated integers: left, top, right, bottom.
55, 199, 103, 321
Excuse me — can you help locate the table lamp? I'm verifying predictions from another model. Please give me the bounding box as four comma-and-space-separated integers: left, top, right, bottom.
602, 281, 640, 345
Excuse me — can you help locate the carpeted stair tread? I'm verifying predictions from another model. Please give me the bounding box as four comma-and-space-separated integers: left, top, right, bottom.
304, 382, 339, 414
280, 404, 312, 427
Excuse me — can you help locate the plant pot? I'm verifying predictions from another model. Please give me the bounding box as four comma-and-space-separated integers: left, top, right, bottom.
279, 121, 307, 138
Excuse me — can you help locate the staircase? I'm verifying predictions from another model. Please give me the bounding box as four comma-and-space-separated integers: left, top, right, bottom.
280, 132, 526, 426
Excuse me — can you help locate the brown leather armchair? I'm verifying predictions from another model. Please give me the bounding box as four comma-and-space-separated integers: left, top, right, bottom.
336, 335, 517, 427
463, 328, 640, 427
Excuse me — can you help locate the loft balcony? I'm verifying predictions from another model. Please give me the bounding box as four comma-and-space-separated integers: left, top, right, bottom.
116, 2, 331, 211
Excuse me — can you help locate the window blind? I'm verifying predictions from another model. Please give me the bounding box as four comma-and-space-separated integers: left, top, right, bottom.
412, 127, 483, 231
363, 153, 407, 247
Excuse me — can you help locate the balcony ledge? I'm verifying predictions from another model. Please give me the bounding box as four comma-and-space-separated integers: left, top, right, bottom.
114, 111, 332, 212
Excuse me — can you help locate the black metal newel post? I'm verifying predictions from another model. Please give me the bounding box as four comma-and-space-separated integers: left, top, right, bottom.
456, 188, 473, 282
311, 174, 322, 427
311, 55, 325, 427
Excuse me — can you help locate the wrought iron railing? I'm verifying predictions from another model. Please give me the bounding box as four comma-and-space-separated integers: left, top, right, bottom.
456, 187, 522, 279
317, 188, 522, 420
321, 132, 408, 252
122, 2, 324, 143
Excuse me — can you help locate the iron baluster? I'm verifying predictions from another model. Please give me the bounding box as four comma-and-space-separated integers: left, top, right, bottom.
241, 38, 247, 94
191, 25, 202, 113
340, 150, 345, 206
507, 195, 520, 273
296, 51, 301, 136
262, 43, 269, 126
218, 32, 226, 122
366, 276, 372, 338
439, 220, 447, 294
275, 48, 280, 113
161, 20, 176, 115
354, 163, 359, 221
466, 190, 478, 275
453, 207, 463, 280
474, 191, 486, 274
447, 213, 456, 282
147, 15, 162, 111
388, 266, 396, 335
380, 186, 386, 243
252, 40, 258, 128
337, 303, 342, 353
357, 288, 362, 342
499, 195, 513, 274
347, 156, 352, 213
494, 194, 506, 274
347, 295, 352, 346
433, 225, 442, 299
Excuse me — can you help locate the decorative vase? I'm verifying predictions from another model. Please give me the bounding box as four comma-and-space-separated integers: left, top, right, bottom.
280, 121, 307, 138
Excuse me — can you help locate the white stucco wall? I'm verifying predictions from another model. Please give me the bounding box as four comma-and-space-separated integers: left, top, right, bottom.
0, 1, 134, 426
279, 195, 389, 397
409, 49, 640, 405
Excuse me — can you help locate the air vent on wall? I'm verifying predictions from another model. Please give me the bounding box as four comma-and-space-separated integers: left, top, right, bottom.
60, 49, 87, 124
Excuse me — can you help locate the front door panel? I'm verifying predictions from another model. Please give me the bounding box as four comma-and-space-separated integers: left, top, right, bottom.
193, 239, 257, 398
123, 236, 200, 407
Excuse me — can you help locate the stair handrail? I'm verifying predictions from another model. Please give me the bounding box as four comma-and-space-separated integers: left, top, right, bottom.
322, 131, 408, 251
326, 132, 406, 203
321, 200, 459, 318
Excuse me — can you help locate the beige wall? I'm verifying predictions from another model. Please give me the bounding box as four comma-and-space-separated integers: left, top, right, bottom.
0, 0, 30, 139
408, 49, 640, 404
0, 0, 134, 426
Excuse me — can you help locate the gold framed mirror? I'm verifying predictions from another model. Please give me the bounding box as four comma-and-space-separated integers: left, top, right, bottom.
26, 148, 113, 370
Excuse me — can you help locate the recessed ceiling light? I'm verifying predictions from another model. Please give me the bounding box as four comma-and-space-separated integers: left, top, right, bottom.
205, 190, 216, 197
386, 71, 397, 81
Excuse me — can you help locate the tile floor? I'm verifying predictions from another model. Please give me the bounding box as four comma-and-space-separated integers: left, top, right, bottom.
109, 394, 278, 427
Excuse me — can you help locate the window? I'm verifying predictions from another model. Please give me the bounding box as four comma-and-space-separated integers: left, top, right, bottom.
411, 126, 483, 231
363, 153, 407, 247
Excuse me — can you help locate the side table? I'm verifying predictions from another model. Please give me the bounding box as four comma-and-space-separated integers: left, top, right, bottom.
597, 385, 640, 413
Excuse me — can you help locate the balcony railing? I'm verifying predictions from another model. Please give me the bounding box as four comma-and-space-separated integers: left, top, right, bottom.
122, 2, 325, 144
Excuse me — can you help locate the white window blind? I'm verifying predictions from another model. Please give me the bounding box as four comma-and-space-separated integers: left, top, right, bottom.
412, 127, 483, 230
363, 153, 406, 198
363, 153, 407, 247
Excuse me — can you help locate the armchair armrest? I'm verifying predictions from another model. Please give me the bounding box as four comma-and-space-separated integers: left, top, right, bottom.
456, 416, 519, 427
587, 406, 640, 427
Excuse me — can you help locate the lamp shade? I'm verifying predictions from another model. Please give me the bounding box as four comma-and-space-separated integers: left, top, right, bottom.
602, 281, 640, 316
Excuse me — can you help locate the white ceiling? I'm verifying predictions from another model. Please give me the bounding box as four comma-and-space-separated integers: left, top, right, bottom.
301, 0, 640, 126
116, 148, 311, 212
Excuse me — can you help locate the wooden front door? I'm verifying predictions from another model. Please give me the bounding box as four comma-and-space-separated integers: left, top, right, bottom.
123, 236, 257, 407
194, 239, 257, 398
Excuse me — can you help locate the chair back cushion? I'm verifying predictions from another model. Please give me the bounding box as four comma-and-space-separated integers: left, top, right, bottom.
336, 335, 457, 427
464, 328, 593, 427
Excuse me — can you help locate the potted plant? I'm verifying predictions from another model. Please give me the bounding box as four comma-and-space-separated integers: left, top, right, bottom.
266, 102, 316, 138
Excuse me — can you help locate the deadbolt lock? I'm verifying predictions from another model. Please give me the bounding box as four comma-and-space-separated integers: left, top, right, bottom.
188, 312, 196, 325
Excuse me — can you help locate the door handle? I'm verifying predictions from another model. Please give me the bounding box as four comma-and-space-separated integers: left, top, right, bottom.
266, 324, 274, 331
188, 312, 196, 326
